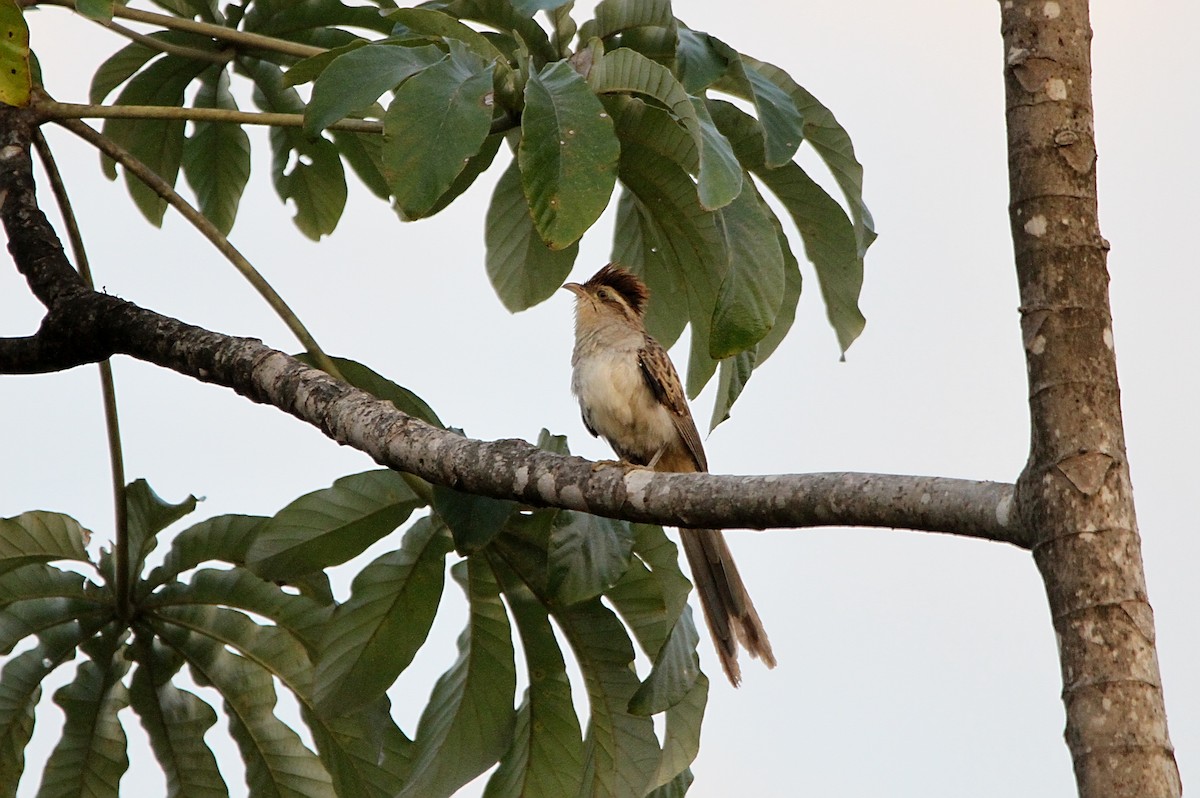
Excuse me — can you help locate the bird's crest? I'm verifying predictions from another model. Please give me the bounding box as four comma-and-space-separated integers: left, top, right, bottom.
584, 264, 649, 317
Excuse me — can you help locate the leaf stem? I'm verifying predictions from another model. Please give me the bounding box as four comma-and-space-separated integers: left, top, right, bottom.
33, 131, 131, 618
54, 116, 345, 381
28, 0, 327, 59
41, 99, 384, 134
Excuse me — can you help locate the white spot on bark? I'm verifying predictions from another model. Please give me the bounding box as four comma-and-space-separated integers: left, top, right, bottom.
513, 465, 529, 493
1043, 1, 1061, 18
1030, 335, 1046, 355
561, 483, 585, 508
1046, 77, 1067, 100
623, 469, 655, 510
920, 492, 931, 505
995, 493, 1014, 528
1006, 46, 1028, 66
536, 471, 557, 499
0, 145, 23, 160
1102, 327, 1114, 350
1024, 215, 1048, 236
1003, 0, 1013, 7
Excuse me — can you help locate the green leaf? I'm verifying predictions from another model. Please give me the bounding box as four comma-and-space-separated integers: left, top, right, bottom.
627, 607, 700, 715
146, 567, 330, 653
518, 59, 619, 248
37, 637, 131, 798
483, 556, 584, 798
330, 129, 392, 200
710, 348, 756, 431
0, 623, 101, 798
424, 130, 505, 217
563, 600, 659, 798
183, 66, 251, 236
304, 696, 413, 798
647, 675, 706, 792
159, 623, 335, 798
511, 0, 572, 14
313, 517, 451, 715
605, 524, 690, 656
142, 514, 266, 592
674, 28, 726, 94
0, 4, 30, 107
295, 354, 445, 428
0, 565, 92, 609
590, 0, 675, 39
485, 158, 579, 312
74, 0, 113, 20
247, 470, 423, 580
0, 512, 90, 575
612, 189, 689, 347
241, 57, 348, 239
646, 767, 693, 798
709, 39, 803, 168
398, 557, 516, 798
426, 0, 557, 64
386, 7, 509, 66
546, 511, 635, 605
305, 42, 444, 135
709, 177, 785, 358
588, 47, 736, 210
710, 100, 864, 352
125, 480, 197, 588
283, 40, 368, 87
102, 54, 210, 226
382, 42, 496, 219
0, 599, 104, 655
433, 486, 516, 555
742, 57, 876, 256
754, 217, 803, 365
129, 637, 227, 798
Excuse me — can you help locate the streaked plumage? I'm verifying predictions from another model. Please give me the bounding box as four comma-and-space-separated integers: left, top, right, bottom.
564, 263, 775, 685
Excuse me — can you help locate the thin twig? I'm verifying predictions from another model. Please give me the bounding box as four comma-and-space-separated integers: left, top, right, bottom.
91, 17, 233, 64
33, 131, 131, 618
42, 100, 384, 134
29, 0, 327, 59
54, 117, 344, 381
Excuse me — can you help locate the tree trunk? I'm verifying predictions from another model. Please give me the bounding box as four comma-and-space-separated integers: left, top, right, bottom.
999, 2, 1180, 795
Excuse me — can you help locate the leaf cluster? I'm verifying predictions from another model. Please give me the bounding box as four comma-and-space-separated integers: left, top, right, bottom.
63, 0, 874, 424
0, 359, 704, 797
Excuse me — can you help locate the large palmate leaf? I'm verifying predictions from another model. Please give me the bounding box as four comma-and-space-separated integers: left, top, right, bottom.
313, 517, 452, 715
519, 59, 619, 249
142, 513, 266, 592
397, 558, 516, 798
158, 622, 336, 797
246, 469, 424, 580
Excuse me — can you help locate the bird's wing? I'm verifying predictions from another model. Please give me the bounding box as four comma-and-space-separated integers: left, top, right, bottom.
638, 336, 708, 472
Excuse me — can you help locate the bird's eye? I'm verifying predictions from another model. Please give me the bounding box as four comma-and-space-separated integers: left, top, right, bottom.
597, 288, 610, 300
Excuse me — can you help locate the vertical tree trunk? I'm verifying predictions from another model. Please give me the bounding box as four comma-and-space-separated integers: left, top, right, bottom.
999, 2, 1180, 795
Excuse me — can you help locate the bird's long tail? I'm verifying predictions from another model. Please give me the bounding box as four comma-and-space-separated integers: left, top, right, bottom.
680, 528, 776, 686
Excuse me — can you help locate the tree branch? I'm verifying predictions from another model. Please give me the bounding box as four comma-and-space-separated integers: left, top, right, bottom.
0, 105, 1028, 547
40, 100, 383, 134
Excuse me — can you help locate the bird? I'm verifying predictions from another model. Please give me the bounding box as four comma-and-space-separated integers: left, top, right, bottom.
563, 263, 775, 686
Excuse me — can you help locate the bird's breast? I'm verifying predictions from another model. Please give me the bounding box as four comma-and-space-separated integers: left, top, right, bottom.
571, 348, 677, 464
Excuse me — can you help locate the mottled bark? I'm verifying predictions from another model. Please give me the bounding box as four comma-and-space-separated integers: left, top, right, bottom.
999, 1, 1179, 795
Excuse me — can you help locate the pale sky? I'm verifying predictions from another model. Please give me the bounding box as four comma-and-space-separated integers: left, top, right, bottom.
3, 2, 1197, 796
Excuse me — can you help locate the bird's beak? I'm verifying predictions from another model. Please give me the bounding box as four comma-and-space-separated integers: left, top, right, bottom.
562, 282, 586, 298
